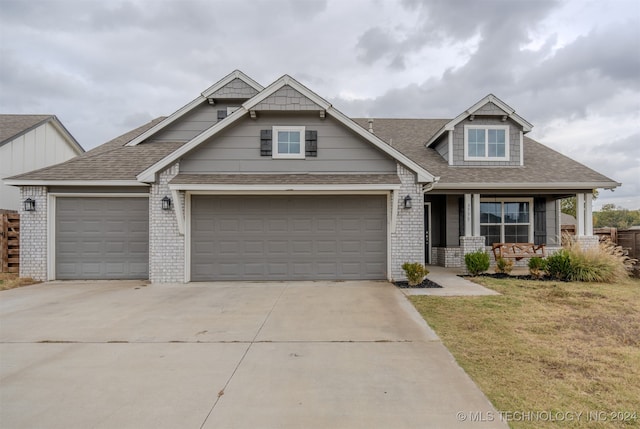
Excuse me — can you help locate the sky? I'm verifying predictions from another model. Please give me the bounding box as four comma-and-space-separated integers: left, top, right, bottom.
0, 0, 638, 210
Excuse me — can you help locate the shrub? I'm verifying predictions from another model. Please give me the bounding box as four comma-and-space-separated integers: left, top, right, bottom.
545, 239, 635, 283
465, 250, 490, 276
566, 240, 633, 283
401, 262, 429, 287
545, 249, 573, 281
528, 257, 547, 279
495, 257, 514, 274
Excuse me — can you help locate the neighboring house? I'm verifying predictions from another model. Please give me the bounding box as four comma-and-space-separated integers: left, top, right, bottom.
0, 115, 84, 211
4, 70, 619, 282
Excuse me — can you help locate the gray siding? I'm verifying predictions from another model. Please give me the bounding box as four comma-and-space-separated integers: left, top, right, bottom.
545, 197, 560, 245
474, 102, 507, 116
149, 102, 242, 143
180, 113, 396, 174
253, 85, 322, 111
209, 78, 259, 99
450, 117, 522, 166
445, 195, 461, 246
434, 136, 448, 160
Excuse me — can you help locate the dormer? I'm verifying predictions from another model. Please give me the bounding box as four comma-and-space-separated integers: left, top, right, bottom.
426, 94, 533, 167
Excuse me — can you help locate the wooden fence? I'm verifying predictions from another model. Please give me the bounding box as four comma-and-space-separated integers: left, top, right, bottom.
618, 229, 640, 260
0, 212, 20, 273
560, 225, 639, 259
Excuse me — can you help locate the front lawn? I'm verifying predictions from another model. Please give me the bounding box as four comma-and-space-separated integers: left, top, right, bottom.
410, 277, 640, 428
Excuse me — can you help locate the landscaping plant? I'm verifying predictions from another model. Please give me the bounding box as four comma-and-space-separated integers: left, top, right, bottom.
528, 256, 547, 279
464, 250, 490, 276
401, 262, 429, 287
494, 257, 514, 274
545, 249, 572, 281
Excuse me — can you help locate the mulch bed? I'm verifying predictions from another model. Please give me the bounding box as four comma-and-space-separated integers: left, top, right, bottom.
394, 278, 443, 289
459, 273, 562, 281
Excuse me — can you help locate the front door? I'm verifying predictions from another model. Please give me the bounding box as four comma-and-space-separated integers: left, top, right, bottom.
424, 202, 431, 264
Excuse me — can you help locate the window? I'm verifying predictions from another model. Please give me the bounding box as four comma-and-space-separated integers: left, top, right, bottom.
464, 125, 509, 161
272, 126, 305, 159
480, 199, 532, 245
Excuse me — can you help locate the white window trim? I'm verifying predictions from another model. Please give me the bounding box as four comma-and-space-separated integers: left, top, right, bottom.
479, 197, 534, 243
463, 125, 510, 161
272, 126, 305, 159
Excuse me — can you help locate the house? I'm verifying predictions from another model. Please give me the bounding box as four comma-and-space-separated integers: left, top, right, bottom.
3, 71, 619, 282
0, 115, 84, 211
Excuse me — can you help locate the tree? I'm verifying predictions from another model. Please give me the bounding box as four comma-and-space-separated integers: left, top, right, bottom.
561, 190, 599, 218
593, 205, 640, 229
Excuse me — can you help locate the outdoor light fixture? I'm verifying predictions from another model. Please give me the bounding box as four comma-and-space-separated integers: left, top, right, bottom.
161, 196, 172, 211
403, 194, 412, 209
23, 198, 36, 212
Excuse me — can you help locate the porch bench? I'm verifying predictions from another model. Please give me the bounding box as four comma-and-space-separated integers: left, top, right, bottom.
491, 243, 546, 261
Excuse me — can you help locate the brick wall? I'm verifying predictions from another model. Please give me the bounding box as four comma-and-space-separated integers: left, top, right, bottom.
149, 163, 185, 283
390, 164, 424, 280
19, 186, 47, 280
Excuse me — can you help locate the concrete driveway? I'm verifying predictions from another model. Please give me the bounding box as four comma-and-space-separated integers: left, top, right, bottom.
0, 280, 506, 429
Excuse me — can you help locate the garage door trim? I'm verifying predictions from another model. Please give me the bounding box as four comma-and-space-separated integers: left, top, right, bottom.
48, 193, 149, 280
184, 190, 392, 282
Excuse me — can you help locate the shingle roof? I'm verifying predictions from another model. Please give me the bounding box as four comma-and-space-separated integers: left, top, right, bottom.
5, 117, 182, 181
6, 112, 618, 189
352, 118, 618, 188
170, 174, 401, 185
0, 114, 53, 144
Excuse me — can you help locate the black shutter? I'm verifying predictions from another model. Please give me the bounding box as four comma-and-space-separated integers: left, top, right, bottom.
260, 130, 272, 156
305, 130, 318, 157
217, 110, 227, 121
534, 197, 546, 245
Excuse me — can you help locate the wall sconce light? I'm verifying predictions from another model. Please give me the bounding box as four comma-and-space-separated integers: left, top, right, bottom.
403, 194, 412, 209
161, 196, 172, 211
23, 198, 36, 212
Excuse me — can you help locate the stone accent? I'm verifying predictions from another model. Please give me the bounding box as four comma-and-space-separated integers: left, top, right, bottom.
390, 164, 424, 280
149, 163, 185, 283
19, 186, 47, 281
253, 85, 322, 111
432, 247, 462, 268
210, 78, 259, 99
459, 236, 487, 273
574, 235, 599, 250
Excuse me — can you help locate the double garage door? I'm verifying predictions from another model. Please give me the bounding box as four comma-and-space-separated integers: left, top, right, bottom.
56, 197, 149, 280
191, 195, 387, 281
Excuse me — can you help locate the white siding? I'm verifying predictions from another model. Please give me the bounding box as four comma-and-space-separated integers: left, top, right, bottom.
0, 122, 80, 210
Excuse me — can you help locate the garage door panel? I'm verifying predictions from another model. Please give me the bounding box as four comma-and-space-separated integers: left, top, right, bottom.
191, 195, 386, 281
56, 197, 149, 280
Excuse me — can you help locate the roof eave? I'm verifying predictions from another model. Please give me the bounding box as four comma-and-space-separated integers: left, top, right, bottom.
431, 181, 621, 191
2, 179, 148, 187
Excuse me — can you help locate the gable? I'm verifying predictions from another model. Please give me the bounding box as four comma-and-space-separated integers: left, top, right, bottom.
208, 78, 260, 99
180, 113, 397, 174
252, 85, 324, 111
473, 102, 509, 116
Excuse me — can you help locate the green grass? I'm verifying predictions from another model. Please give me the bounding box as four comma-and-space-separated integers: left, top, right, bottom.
410, 277, 640, 428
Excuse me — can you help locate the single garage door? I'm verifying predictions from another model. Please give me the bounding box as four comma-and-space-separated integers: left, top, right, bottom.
56, 197, 149, 279
191, 195, 387, 281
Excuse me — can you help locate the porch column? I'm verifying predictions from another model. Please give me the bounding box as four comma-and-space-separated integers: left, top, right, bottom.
576, 193, 585, 236
464, 193, 472, 237
585, 193, 594, 236
472, 193, 481, 236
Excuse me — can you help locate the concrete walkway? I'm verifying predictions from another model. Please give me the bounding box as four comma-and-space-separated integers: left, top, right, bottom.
402, 265, 501, 296
0, 280, 507, 429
